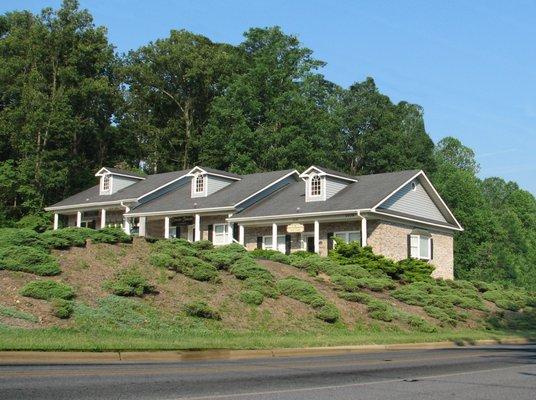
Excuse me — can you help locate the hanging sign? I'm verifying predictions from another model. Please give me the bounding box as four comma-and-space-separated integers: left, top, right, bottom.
287, 223, 304, 233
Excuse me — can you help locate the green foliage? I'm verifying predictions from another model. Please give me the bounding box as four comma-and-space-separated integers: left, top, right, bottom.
0, 305, 38, 323
91, 228, 132, 244
0, 246, 61, 275
315, 303, 340, 323
20, 280, 75, 300
192, 240, 214, 251
202, 244, 247, 269
51, 299, 74, 319
0, 228, 48, 251
170, 256, 220, 282
15, 213, 52, 233
184, 301, 221, 320
239, 290, 264, 306
482, 289, 532, 311
104, 269, 156, 297
250, 249, 290, 264
41, 228, 96, 249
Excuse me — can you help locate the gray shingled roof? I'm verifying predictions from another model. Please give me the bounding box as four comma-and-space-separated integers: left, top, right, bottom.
232, 170, 421, 218
102, 167, 146, 179
46, 170, 189, 209
310, 165, 358, 181
128, 169, 296, 214
200, 167, 242, 179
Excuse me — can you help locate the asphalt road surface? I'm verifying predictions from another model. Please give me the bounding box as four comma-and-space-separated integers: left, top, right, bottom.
1, 344, 535, 400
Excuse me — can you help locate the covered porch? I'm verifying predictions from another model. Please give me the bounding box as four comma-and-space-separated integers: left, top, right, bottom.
52, 207, 128, 231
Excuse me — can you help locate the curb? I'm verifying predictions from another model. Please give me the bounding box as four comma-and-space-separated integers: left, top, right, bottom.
0, 338, 532, 365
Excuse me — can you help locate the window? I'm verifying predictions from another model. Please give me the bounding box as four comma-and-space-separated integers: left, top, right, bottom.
263, 235, 286, 253
102, 175, 110, 192
194, 174, 205, 193
213, 224, 228, 245
334, 231, 361, 245
310, 175, 321, 196
410, 234, 431, 260
411, 181, 417, 191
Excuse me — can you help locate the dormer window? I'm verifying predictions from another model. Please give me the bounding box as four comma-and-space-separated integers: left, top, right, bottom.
102, 175, 110, 192
195, 174, 205, 193
310, 175, 321, 197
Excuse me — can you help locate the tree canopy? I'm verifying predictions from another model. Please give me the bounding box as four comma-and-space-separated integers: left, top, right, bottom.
1, 1, 535, 290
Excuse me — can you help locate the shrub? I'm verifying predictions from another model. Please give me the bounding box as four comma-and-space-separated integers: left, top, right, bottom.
184, 301, 221, 320
152, 239, 198, 258
355, 277, 396, 291
0, 228, 47, 250
337, 291, 374, 304
15, 213, 52, 233
315, 303, 340, 323
104, 269, 155, 297
172, 256, 219, 282
482, 290, 529, 311
239, 290, 264, 305
396, 258, 435, 282
0, 246, 61, 275
229, 257, 273, 281
250, 249, 290, 263
20, 280, 75, 300
191, 240, 213, 251
91, 227, 132, 244
399, 313, 437, 333
290, 255, 339, 276
243, 277, 279, 298
367, 299, 396, 322
41, 228, 94, 249
331, 274, 360, 291
51, 299, 74, 319
276, 277, 326, 308
423, 305, 457, 326
202, 244, 247, 269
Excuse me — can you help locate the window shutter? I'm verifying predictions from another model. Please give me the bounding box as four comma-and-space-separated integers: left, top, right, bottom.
407, 235, 412, 258
327, 232, 334, 251
233, 223, 239, 241
176, 226, 181, 238
208, 224, 213, 242
285, 234, 291, 255
256, 236, 263, 249
430, 238, 434, 260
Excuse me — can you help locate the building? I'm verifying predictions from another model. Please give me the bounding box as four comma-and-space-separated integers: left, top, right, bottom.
45, 165, 463, 279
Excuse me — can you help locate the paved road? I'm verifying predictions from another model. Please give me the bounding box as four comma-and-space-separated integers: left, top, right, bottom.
1, 344, 535, 399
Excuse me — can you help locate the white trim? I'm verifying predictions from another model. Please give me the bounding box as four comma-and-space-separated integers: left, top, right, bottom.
333, 230, 361, 245
314, 220, 320, 254
53, 213, 59, 230
238, 224, 245, 245
262, 234, 286, 252
361, 217, 367, 246
371, 210, 462, 231
213, 223, 229, 245
299, 165, 357, 182
410, 233, 432, 260
191, 172, 207, 198
194, 214, 201, 241
164, 216, 170, 239
136, 174, 189, 202
233, 170, 299, 208
186, 166, 241, 181
95, 167, 145, 180
45, 199, 137, 212
125, 206, 234, 218
371, 170, 463, 230
228, 209, 360, 223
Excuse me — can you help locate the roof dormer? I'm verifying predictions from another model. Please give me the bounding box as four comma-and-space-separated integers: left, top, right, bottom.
95, 167, 145, 195
300, 166, 357, 202
187, 166, 241, 198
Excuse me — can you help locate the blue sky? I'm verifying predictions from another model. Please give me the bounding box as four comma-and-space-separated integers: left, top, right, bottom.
3, 0, 536, 193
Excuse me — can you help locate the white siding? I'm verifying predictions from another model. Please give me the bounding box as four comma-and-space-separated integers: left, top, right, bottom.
325, 177, 348, 199
111, 176, 139, 194
379, 179, 447, 223
207, 175, 233, 196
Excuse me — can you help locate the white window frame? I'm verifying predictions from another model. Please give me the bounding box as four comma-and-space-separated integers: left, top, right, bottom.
100, 174, 112, 195
333, 231, 361, 245
306, 173, 325, 202
213, 223, 228, 245
310, 175, 321, 197
191, 173, 207, 197
410, 234, 431, 260
262, 235, 286, 253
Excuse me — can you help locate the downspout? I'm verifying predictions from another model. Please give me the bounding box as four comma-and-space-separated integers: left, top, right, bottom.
357, 210, 367, 246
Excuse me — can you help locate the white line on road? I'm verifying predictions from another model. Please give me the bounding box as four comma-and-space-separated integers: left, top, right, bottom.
177, 364, 533, 400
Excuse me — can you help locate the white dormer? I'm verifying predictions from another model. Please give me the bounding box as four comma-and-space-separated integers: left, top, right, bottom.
95, 167, 145, 195
300, 166, 357, 202
187, 166, 241, 198
191, 172, 207, 198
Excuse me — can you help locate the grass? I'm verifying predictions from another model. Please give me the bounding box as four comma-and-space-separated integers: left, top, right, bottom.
184, 301, 221, 320
20, 280, 75, 300
0, 326, 532, 351
0, 305, 39, 323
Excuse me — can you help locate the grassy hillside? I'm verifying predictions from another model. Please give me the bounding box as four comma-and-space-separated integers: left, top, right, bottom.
0, 228, 535, 351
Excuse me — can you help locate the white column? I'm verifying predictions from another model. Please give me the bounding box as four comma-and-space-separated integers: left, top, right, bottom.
272, 223, 278, 252
228, 221, 234, 244
53, 213, 59, 230
139, 216, 146, 237
194, 214, 201, 241
123, 206, 131, 235
238, 224, 245, 246
314, 220, 320, 254
76, 211, 82, 228
361, 217, 367, 246
164, 216, 170, 239
100, 209, 106, 229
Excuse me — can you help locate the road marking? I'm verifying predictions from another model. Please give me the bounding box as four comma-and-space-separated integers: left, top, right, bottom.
0, 350, 513, 378
175, 364, 533, 399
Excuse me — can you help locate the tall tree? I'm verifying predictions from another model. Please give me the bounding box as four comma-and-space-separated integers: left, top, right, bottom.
201, 27, 342, 173
435, 136, 480, 175
339, 78, 436, 175
121, 30, 236, 172
0, 0, 121, 218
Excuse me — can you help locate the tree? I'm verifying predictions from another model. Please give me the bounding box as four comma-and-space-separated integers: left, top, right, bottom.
435, 136, 480, 175
339, 78, 435, 175
200, 27, 342, 173
0, 0, 122, 219
121, 30, 236, 172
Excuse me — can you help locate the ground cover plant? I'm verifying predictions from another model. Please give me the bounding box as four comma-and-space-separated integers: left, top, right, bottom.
104, 268, 156, 297
20, 280, 75, 300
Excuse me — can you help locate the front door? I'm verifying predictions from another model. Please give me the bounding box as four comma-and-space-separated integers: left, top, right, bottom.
306, 236, 315, 253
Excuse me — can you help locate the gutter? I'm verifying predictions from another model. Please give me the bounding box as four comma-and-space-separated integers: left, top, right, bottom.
44, 198, 138, 212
